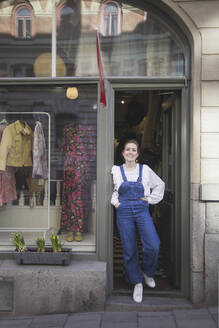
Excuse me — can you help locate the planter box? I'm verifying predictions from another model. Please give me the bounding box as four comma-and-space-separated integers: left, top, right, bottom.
13, 247, 72, 265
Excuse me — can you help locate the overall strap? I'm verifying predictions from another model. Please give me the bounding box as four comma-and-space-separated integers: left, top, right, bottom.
137, 164, 143, 182
120, 165, 127, 182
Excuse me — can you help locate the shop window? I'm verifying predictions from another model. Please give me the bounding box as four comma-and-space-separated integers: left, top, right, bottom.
56, 0, 80, 76
0, 0, 187, 78
0, 85, 97, 252
16, 7, 32, 39
57, 5, 75, 39
102, 2, 120, 36
0, 0, 51, 78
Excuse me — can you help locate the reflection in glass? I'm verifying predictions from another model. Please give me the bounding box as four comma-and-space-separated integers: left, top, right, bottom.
57, 0, 80, 76
0, 0, 186, 78
63, 1, 185, 77
103, 2, 119, 36
0, 0, 52, 77
17, 7, 31, 39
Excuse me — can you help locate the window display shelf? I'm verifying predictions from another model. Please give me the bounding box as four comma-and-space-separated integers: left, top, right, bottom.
0, 232, 96, 252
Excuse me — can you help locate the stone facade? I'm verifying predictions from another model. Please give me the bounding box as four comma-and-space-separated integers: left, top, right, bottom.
0, 260, 106, 316
166, 0, 219, 304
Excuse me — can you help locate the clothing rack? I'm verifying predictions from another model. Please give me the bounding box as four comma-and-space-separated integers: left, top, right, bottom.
0, 112, 51, 237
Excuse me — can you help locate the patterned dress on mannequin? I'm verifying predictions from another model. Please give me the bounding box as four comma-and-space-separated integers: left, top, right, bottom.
60, 123, 96, 233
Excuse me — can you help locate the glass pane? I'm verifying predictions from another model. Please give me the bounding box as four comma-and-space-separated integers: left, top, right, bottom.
18, 19, 23, 39
0, 0, 52, 77
0, 85, 97, 252
61, 6, 74, 16
111, 15, 118, 36
56, 0, 185, 77
104, 15, 110, 36
56, 1, 79, 76
0, 0, 186, 78
26, 19, 31, 39
104, 3, 118, 14
18, 8, 31, 17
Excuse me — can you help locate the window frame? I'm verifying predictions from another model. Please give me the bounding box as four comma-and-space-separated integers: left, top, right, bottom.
100, 1, 121, 37
0, 82, 98, 256
12, 4, 35, 40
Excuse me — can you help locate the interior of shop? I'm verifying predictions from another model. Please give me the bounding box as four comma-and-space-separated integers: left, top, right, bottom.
113, 89, 179, 292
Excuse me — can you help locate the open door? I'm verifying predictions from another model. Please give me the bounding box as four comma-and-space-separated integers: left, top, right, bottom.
159, 92, 181, 288
113, 89, 181, 292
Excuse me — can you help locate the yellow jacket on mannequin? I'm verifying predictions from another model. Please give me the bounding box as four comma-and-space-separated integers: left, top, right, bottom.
0, 120, 33, 171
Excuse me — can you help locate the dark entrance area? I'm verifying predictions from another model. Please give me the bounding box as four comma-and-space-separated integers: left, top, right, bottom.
113, 89, 181, 293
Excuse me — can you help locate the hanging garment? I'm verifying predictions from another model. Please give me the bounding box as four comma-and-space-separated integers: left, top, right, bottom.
0, 120, 33, 171
141, 93, 159, 151
32, 121, 48, 179
0, 123, 17, 206
60, 123, 96, 233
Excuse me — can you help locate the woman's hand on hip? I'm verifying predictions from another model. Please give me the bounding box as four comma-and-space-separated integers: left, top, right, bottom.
115, 202, 120, 208
141, 197, 148, 203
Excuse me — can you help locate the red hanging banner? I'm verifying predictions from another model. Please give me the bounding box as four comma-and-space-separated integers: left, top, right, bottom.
96, 29, 107, 107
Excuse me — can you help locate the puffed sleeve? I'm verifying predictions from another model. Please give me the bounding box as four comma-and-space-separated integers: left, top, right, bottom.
111, 165, 119, 206
145, 165, 165, 204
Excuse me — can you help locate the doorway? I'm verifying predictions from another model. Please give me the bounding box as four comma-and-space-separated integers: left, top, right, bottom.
113, 89, 181, 293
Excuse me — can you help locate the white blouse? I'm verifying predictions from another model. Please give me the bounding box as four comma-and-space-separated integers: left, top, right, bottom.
111, 164, 165, 206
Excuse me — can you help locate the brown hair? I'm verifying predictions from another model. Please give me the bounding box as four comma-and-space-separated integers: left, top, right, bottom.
122, 139, 140, 154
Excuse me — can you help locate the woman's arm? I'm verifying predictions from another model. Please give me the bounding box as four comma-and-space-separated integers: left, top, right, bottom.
111, 189, 120, 207
144, 165, 165, 204
111, 166, 120, 207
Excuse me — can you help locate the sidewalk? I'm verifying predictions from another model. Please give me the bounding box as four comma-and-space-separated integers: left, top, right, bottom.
0, 307, 217, 328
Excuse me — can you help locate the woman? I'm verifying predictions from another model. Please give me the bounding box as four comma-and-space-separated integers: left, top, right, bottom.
111, 140, 165, 303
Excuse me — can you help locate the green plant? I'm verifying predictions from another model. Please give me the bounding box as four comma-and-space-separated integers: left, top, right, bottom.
10, 233, 26, 252
36, 237, 45, 252
50, 234, 63, 252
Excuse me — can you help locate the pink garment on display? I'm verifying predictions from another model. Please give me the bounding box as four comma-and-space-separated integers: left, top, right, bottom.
0, 123, 17, 206
0, 166, 17, 206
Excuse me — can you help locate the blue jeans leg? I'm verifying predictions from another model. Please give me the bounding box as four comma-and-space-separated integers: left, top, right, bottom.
135, 207, 160, 278
116, 209, 142, 284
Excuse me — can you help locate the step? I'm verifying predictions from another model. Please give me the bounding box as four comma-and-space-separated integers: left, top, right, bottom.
105, 295, 193, 312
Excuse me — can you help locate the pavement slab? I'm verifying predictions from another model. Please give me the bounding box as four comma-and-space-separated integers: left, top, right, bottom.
138, 311, 176, 328
138, 316, 176, 328
0, 318, 32, 328
101, 312, 138, 328
208, 307, 218, 325
173, 308, 217, 328
102, 311, 137, 322
64, 313, 101, 328
29, 314, 68, 328
0, 307, 218, 328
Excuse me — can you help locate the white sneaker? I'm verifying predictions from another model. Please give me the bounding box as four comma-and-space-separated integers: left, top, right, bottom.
133, 283, 143, 303
144, 273, 156, 288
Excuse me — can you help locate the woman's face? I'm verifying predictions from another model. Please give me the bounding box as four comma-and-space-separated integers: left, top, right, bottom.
122, 143, 139, 163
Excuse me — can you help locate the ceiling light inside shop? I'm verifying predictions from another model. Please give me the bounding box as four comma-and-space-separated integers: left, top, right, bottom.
66, 87, 78, 100
121, 100, 125, 104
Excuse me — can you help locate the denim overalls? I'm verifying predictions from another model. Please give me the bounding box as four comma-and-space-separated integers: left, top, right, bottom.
116, 164, 160, 284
